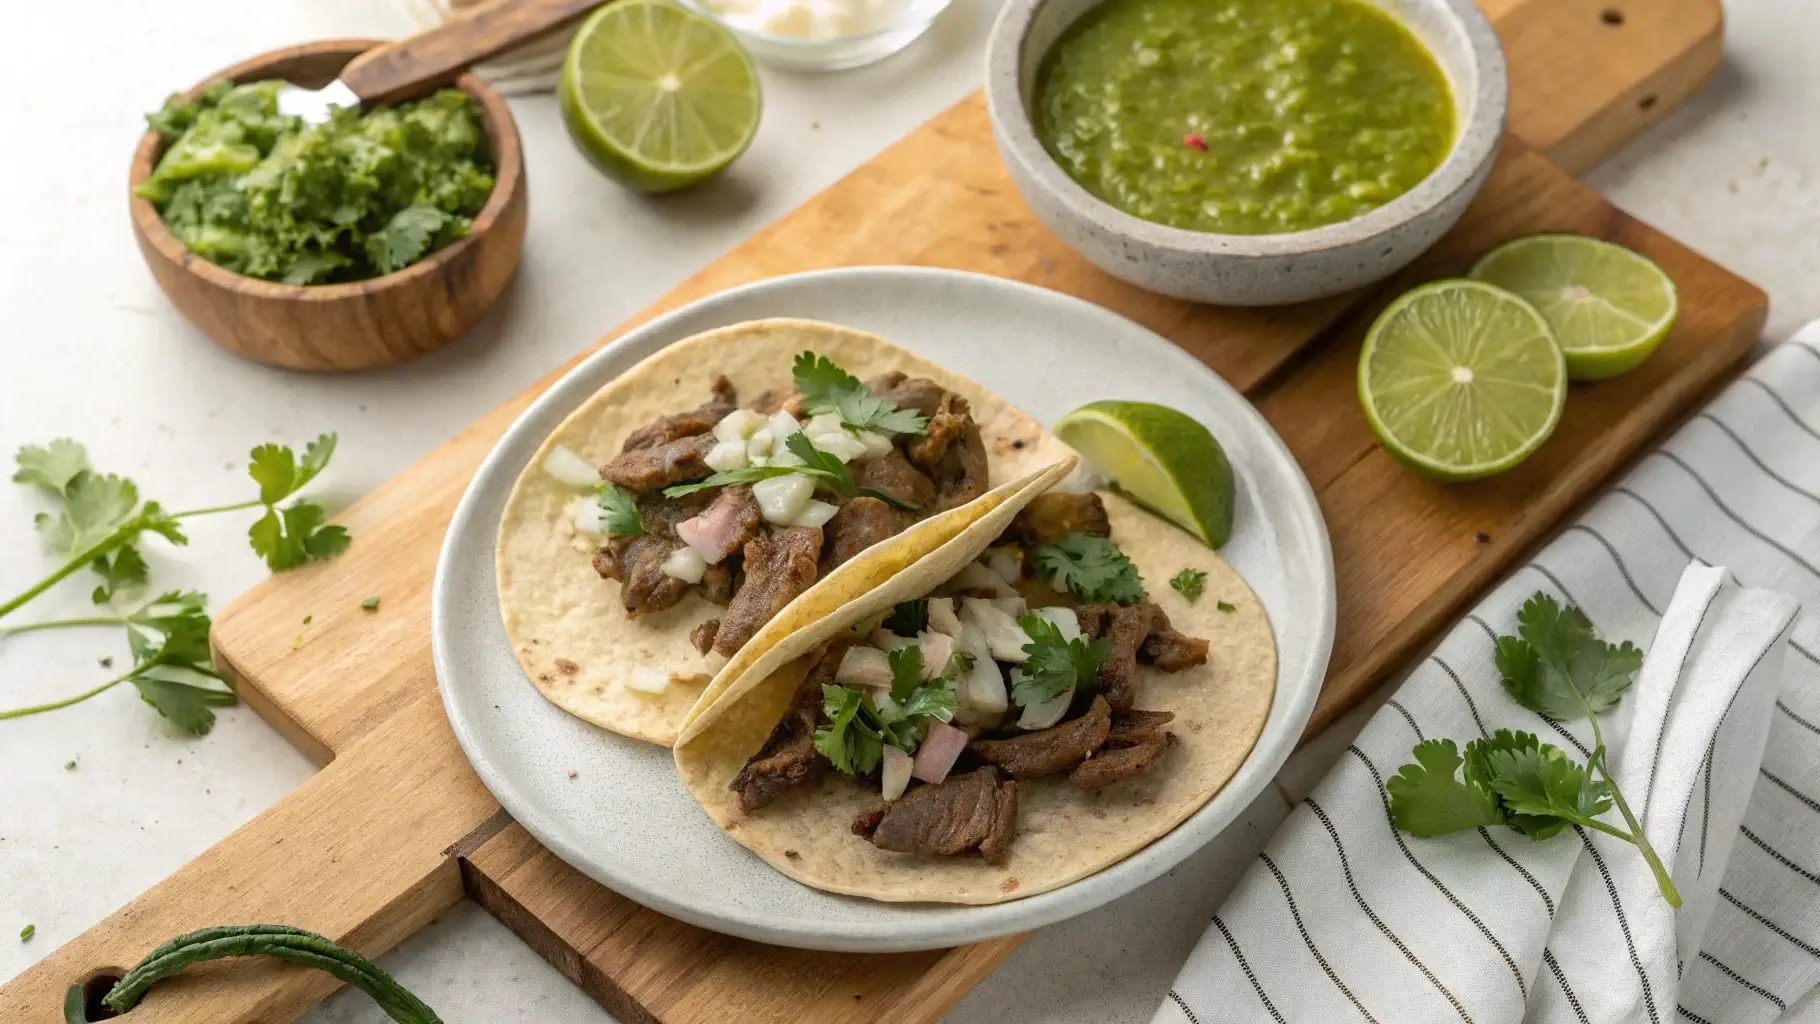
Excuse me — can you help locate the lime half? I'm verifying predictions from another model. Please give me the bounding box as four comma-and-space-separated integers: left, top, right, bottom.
1054, 401, 1234, 548
558, 0, 761, 193
1469, 234, 1677, 381
1358, 279, 1567, 481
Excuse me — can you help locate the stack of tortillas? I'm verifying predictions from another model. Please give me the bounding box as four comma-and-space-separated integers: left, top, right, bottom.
397, 0, 569, 93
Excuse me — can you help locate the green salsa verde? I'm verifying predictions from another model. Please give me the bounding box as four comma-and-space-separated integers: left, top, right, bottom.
1036, 0, 1456, 235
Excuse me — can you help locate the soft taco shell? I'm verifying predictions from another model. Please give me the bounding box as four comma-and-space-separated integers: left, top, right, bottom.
674, 490, 1277, 904
495, 318, 1076, 746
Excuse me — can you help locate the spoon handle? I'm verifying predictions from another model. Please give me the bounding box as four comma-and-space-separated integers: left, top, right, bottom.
341, 0, 607, 107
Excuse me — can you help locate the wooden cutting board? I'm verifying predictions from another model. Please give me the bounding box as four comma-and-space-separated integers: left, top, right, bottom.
3, 0, 1762, 1021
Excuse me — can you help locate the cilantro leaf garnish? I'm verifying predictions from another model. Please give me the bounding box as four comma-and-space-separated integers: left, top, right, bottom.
1031, 533, 1144, 604
12, 439, 89, 497
596, 482, 643, 536
813, 685, 880, 776
90, 546, 150, 604
366, 206, 450, 275
1169, 568, 1207, 603
121, 591, 235, 735
888, 645, 924, 701
882, 599, 928, 637
1013, 613, 1110, 707
1386, 592, 1679, 908
813, 655, 958, 777
793, 351, 928, 437
246, 435, 349, 571
1217, 601, 1236, 613
663, 433, 918, 511
36, 473, 141, 557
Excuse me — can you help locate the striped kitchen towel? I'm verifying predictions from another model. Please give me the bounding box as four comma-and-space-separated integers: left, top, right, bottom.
1158, 327, 1820, 1024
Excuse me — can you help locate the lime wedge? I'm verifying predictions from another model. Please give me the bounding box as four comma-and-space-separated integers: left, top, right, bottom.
1469, 234, 1677, 381
1358, 279, 1567, 481
1054, 401, 1234, 548
558, 0, 761, 194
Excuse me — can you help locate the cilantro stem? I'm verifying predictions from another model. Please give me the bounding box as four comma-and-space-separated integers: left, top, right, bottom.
0, 522, 141, 620
172, 499, 264, 518
0, 669, 131, 720
0, 615, 125, 636
1581, 701, 1682, 908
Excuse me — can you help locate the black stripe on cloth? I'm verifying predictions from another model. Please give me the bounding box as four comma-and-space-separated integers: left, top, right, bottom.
1697, 950, 1788, 1011
1641, 577, 1725, 807
1740, 825, 1820, 887
1739, 376, 1820, 447
1526, 562, 1585, 610
1432, 655, 1493, 741
1780, 699, 1820, 737
1305, 797, 1473, 1022
1677, 1007, 1714, 1024
1562, 525, 1663, 615
1211, 916, 1287, 1024
1575, 828, 1660, 1023
1650, 450, 1820, 579
1260, 852, 1381, 1023
1684, 615, 1793, 873
1346, 746, 1528, 1002
1166, 990, 1203, 1024
1790, 639, 1820, 668
1612, 488, 1699, 562
1387, 699, 1425, 740
1542, 949, 1591, 1024
1760, 767, 1820, 816
1697, 412, 1820, 506
1699, 739, 1714, 877
1720, 888, 1820, 956
1790, 339, 1820, 363
1479, 827, 1556, 918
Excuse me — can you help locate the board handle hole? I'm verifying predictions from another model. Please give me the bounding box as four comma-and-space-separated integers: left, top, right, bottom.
1601, 8, 1625, 25
74, 970, 125, 1020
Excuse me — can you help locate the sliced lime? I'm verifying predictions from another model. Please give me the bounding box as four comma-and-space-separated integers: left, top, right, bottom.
558, 0, 761, 194
1054, 401, 1234, 548
1358, 279, 1567, 481
1469, 233, 1677, 381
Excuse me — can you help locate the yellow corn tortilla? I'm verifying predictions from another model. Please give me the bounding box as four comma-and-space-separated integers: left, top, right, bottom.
495, 318, 1077, 746
674, 490, 1277, 904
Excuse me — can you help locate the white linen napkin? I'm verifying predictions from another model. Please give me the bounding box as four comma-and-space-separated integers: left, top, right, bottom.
1158, 327, 1820, 1024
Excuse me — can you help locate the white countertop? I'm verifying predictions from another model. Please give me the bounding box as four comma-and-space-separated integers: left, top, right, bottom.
2, 1, 1816, 1021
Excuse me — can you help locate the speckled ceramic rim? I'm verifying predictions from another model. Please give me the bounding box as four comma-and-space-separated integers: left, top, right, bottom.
433, 267, 1335, 950
985, 0, 1507, 259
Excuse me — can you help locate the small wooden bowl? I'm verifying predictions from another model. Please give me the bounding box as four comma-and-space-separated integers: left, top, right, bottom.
129, 40, 528, 372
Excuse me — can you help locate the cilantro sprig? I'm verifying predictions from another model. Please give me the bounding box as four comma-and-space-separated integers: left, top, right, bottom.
881, 599, 928, 637
663, 433, 918, 511
812, 645, 958, 775
595, 482, 643, 536
1031, 533, 1144, 604
1386, 593, 1678, 907
1169, 568, 1207, 603
1013, 613, 1109, 708
793, 352, 928, 437
1, 435, 351, 734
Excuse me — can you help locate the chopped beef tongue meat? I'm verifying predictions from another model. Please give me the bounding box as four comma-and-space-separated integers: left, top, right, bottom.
712, 525, 824, 656
679, 485, 763, 564
970, 696, 1112, 778
908, 393, 989, 513
852, 766, 1020, 865
1105, 708, 1175, 746
1077, 602, 1207, 710
820, 497, 913, 574
852, 450, 937, 510
700, 562, 735, 606
620, 376, 738, 452
729, 637, 856, 813
747, 389, 806, 417
601, 433, 716, 492
1071, 731, 1175, 792
690, 619, 720, 656
593, 493, 710, 617
1010, 492, 1112, 546
865, 372, 949, 418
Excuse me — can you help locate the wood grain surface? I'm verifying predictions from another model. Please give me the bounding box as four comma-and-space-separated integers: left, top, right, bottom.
341, 0, 602, 106
4, 0, 1753, 1020
128, 41, 528, 372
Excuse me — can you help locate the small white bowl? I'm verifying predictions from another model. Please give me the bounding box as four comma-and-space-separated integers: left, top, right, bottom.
678, 0, 952, 72
985, 0, 1508, 306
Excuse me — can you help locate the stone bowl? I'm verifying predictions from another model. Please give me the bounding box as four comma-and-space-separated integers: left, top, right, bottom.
984, 0, 1508, 306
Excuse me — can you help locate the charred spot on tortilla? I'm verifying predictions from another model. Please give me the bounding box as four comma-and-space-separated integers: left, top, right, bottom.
555, 658, 580, 676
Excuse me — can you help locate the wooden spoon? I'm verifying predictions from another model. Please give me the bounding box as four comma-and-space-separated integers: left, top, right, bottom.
279, 0, 605, 121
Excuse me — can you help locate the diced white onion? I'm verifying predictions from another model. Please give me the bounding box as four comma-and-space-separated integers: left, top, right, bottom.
571, 497, 607, 534
835, 645, 894, 690
805, 411, 846, 436
858, 430, 894, 458
754, 473, 815, 524
1051, 575, 1072, 594
812, 430, 869, 463
1032, 605, 1082, 642
745, 428, 774, 461
870, 690, 901, 716
1016, 679, 1074, 730
767, 448, 806, 468
767, 410, 803, 445
990, 595, 1028, 619
881, 745, 913, 800
913, 722, 969, 784
787, 499, 840, 528
957, 623, 1010, 716
918, 630, 955, 679
660, 546, 707, 583
926, 597, 962, 637
544, 444, 599, 490
951, 562, 1017, 598
960, 598, 1030, 663
869, 628, 916, 652
625, 666, 671, 694
705, 439, 749, 472
713, 408, 766, 443
986, 548, 1023, 587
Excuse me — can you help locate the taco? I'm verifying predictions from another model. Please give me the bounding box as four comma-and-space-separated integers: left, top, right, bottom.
673, 483, 1276, 904
495, 318, 1075, 745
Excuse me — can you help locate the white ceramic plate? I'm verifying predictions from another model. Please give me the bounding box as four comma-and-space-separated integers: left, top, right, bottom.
434, 267, 1334, 952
